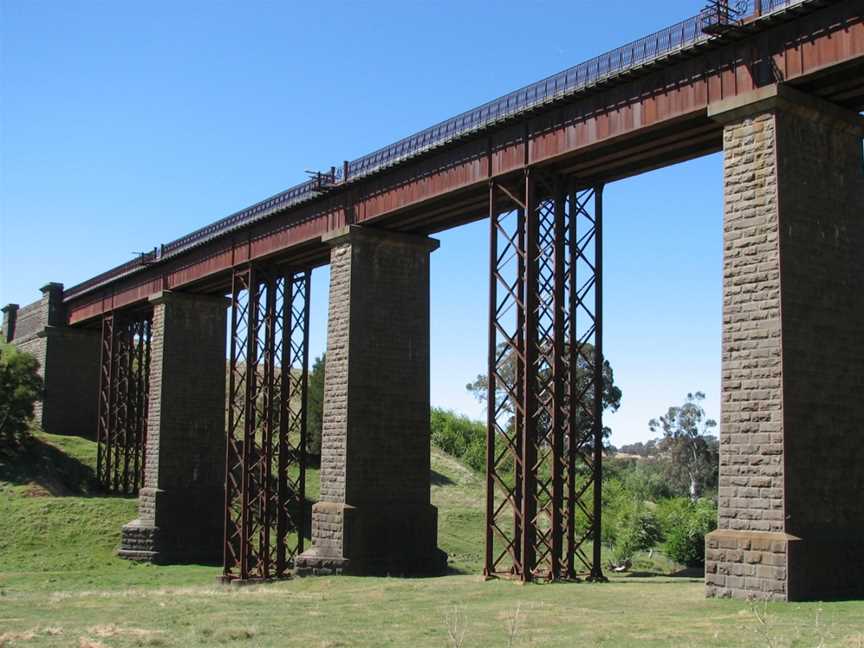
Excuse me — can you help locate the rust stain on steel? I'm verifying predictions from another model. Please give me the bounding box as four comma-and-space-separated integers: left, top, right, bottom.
66, 5, 864, 325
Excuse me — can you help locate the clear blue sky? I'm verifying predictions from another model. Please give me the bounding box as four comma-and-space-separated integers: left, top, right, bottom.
0, 0, 722, 446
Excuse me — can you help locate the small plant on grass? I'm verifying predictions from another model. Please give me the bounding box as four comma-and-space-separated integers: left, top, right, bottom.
505, 602, 522, 648
444, 606, 467, 648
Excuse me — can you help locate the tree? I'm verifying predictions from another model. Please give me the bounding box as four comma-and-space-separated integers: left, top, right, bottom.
306, 353, 325, 458
0, 343, 43, 446
466, 342, 622, 448
649, 392, 718, 501
617, 439, 659, 458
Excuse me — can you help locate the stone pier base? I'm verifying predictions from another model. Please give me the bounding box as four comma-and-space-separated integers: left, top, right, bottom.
706, 85, 864, 600
118, 291, 227, 564
295, 226, 447, 577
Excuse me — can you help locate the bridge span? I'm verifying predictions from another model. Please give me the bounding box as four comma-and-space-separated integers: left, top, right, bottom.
49, 0, 864, 325
4, 0, 864, 601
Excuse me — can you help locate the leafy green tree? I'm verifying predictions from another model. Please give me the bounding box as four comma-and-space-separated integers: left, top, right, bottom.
305, 354, 325, 457
618, 458, 678, 502
466, 341, 622, 449
0, 343, 43, 446
649, 392, 718, 500
617, 439, 659, 457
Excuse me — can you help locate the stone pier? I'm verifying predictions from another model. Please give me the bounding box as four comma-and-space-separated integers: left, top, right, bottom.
295, 226, 447, 576
705, 85, 864, 601
119, 291, 227, 564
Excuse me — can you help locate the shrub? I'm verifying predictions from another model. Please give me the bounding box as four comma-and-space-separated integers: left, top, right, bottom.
0, 342, 43, 446
656, 497, 717, 567
602, 479, 662, 565
430, 408, 485, 472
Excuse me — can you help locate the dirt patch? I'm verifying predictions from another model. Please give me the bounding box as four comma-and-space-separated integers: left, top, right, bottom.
79, 639, 110, 648
87, 624, 162, 639
23, 483, 51, 497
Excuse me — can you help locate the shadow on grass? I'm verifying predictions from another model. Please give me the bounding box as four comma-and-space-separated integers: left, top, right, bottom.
0, 434, 102, 496
620, 566, 705, 579
430, 469, 455, 486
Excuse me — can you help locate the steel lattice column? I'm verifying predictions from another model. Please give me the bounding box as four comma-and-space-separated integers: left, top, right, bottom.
566, 183, 606, 582
95, 310, 152, 495
96, 315, 115, 489
485, 171, 605, 582
223, 265, 310, 582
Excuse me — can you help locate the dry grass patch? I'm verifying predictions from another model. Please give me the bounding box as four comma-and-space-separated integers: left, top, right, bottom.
0, 631, 37, 644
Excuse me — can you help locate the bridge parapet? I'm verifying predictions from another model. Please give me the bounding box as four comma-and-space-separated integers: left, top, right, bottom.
3, 283, 99, 437
59, 0, 826, 310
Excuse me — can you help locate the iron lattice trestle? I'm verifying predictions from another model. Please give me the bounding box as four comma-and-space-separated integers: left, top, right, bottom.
485, 170, 605, 582
223, 265, 311, 582
96, 310, 152, 495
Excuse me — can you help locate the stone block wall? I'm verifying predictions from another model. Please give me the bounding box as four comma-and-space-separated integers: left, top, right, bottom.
119, 291, 227, 564
706, 86, 864, 601
319, 242, 350, 506
297, 226, 446, 576
715, 111, 786, 537
775, 102, 864, 599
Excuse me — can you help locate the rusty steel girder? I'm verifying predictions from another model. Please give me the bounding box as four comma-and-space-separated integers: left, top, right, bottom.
95, 309, 152, 495
485, 171, 605, 582
223, 265, 310, 582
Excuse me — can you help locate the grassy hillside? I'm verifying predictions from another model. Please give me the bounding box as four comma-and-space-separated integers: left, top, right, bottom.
1, 432, 863, 647
0, 431, 484, 591
0, 432, 213, 592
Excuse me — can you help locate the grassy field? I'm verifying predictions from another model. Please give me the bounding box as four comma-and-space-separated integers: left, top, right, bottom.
1, 433, 862, 647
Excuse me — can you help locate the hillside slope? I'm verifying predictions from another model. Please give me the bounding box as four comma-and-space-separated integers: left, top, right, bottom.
0, 431, 485, 591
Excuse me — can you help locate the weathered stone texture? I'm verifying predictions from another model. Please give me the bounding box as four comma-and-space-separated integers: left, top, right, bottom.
119, 291, 227, 564
707, 90, 864, 601
716, 112, 786, 536
296, 227, 446, 576
319, 242, 351, 506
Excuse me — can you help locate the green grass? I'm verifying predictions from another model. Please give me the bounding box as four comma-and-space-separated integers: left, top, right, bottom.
1, 432, 863, 647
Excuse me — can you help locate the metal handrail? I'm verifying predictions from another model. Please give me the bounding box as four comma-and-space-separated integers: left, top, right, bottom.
64, 0, 802, 300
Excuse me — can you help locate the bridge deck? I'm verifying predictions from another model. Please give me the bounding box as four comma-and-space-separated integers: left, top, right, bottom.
63, 0, 864, 325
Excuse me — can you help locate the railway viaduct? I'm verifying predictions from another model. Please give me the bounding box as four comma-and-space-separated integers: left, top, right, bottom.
4, 0, 863, 601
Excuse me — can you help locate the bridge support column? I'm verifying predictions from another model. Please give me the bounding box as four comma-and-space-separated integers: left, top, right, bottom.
295, 226, 447, 576
119, 291, 227, 563
2, 283, 100, 438
705, 85, 864, 601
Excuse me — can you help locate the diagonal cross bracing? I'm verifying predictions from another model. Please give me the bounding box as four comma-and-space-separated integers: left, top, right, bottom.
485, 172, 605, 582
96, 310, 152, 495
223, 265, 310, 582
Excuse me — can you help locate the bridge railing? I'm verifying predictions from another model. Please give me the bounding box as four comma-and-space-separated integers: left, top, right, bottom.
63, 0, 802, 301
341, 14, 710, 181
